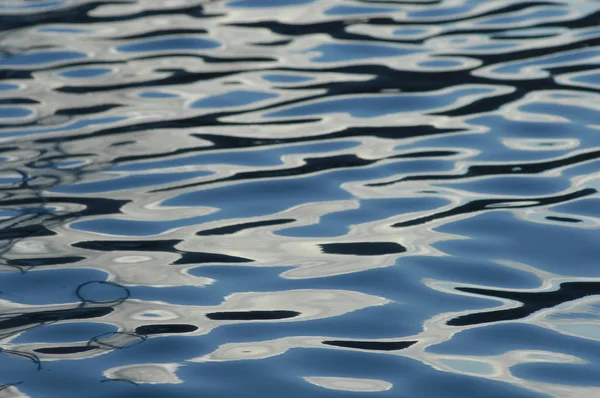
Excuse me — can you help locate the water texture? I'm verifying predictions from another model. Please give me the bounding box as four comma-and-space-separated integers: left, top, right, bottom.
0, 0, 599, 397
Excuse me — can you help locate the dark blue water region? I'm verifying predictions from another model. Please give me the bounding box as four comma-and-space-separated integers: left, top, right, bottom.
0, 107, 32, 118
58, 67, 112, 79
191, 90, 277, 109
306, 42, 425, 62
262, 74, 314, 83
116, 37, 220, 53
1, 1, 599, 397
139, 91, 179, 98
0, 83, 20, 91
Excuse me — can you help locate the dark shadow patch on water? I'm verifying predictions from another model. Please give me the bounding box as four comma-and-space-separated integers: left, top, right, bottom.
55, 104, 122, 117
545, 215, 582, 223
172, 252, 253, 265
323, 340, 417, 351
73, 239, 181, 252
320, 242, 406, 256
5, 256, 84, 267
34, 346, 96, 355
206, 310, 300, 321
135, 324, 198, 335
0, 307, 113, 331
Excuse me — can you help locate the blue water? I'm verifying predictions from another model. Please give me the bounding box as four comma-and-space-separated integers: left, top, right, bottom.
1, 0, 600, 397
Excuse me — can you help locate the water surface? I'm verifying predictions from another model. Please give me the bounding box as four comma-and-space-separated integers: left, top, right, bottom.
1, 0, 600, 397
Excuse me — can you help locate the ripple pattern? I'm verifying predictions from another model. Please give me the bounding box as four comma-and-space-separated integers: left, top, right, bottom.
1, 0, 600, 397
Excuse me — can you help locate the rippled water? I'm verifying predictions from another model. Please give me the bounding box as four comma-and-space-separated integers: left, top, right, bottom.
1, 0, 600, 396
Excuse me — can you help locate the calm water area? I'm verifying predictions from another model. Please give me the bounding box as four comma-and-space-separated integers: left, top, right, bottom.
1, 0, 600, 397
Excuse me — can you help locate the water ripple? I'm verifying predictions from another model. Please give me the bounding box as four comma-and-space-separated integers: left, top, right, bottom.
1, 0, 600, 397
